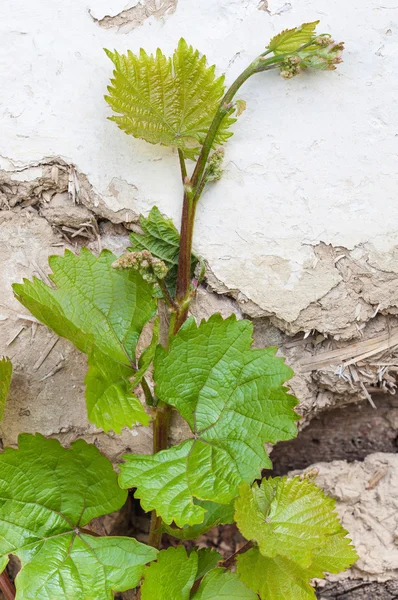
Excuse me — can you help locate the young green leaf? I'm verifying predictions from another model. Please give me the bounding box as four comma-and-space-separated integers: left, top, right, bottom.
0, 434, 157, 599
129, 206, 198, 295
267, 21, 319, 54
235, 477, 354, 568
0, 357, 12, 422
237, 548, 316, 600
105, 39, 236, 160
13, 248, 156, 433
192, 568, 257, 600
141, 546, 198, 600
162, 500, 235, 540
237, 535, 358, 600
120, 314, 298, 526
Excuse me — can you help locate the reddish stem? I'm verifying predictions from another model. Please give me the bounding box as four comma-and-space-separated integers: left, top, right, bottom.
0, 571, 16, 600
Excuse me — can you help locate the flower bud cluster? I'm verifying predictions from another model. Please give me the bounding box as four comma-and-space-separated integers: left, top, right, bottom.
279, 38, 344, 79
280, 56, 302, 79
205, 148, 225, 182
301, 41, 345, 70
112, 250, 168, 283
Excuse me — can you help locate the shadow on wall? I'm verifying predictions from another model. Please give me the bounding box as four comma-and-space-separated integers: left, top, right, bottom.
269, 394, 398, 476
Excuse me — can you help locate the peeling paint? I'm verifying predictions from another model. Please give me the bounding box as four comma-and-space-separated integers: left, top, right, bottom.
89, 0, 178, 32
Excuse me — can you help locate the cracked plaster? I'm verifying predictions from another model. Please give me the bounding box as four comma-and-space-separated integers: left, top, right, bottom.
1, 0, 398, 335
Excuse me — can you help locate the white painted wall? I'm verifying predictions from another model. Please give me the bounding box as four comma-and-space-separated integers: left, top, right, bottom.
1, 0, 397, 329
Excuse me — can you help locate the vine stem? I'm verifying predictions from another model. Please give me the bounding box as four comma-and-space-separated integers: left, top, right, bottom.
148, 52, 287, 549
0, 571, 16, 600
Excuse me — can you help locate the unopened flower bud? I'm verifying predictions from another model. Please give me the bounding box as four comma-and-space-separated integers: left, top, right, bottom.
205, 148, 225, 182
112, 250, 168, 282
315, 35, 334, 47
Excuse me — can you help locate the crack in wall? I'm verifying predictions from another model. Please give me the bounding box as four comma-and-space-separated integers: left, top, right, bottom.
0, 158, 140, 234
89, 0, 178, 31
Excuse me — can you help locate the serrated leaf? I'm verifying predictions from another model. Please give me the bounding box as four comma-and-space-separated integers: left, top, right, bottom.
120, 441, 205, 527
307, 530, 358, 578
237, 535, 358, 600
141, 546, 198, 600
105, 39, 236, 160
85, 347, 150, 434
268, 21, 319, 54
0, 357, 12, 422
0, 434, 157, 599
237, 548, 316, 600
120, 314, 298, 525
192, 568, 257, 600
162, 500, 234, 540
129, 206, 198, 295
13, 248, 156, 432
235, 477, 350, 568
193, 548, 222, 581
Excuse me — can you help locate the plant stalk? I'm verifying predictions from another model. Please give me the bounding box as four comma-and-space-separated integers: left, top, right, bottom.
0, 571, 16, 600
149, 51, 285, 550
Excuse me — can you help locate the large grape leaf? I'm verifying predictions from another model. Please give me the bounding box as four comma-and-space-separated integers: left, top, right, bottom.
267, 21, 319, 54
119, 314, 298, 526
0, 357, 12, 422
13, 248, 156, 433
141, 547, 254, 600
129, 206, 198, 295
105, 39, 236, 160
0, 434, 157, 599
234, 477, 356, 568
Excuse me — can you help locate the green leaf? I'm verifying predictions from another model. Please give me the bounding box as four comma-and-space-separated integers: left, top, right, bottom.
120, 315, 297, 525
141, 546, 198, 600
192, 568, 257, 600
235, 477, 357, 599
268, 21, 319, 54
129, 206, 198, 295
235, 477, 351, 568
194, 548, 222, 581
105, 39, 236, 160
237, 548, 316, 600
0, 357, 12, 422
0, 556, 8, 575
237, 537, 358, 600
85, 347, 150, 434
162, 500, 235, 540
0, 434, 157, 599
13, 248, 156, 432
120, 441, 205, 527
307, 530, 359, 579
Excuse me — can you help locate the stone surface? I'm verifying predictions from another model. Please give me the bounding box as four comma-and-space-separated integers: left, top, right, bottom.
316, 580, 398, 599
